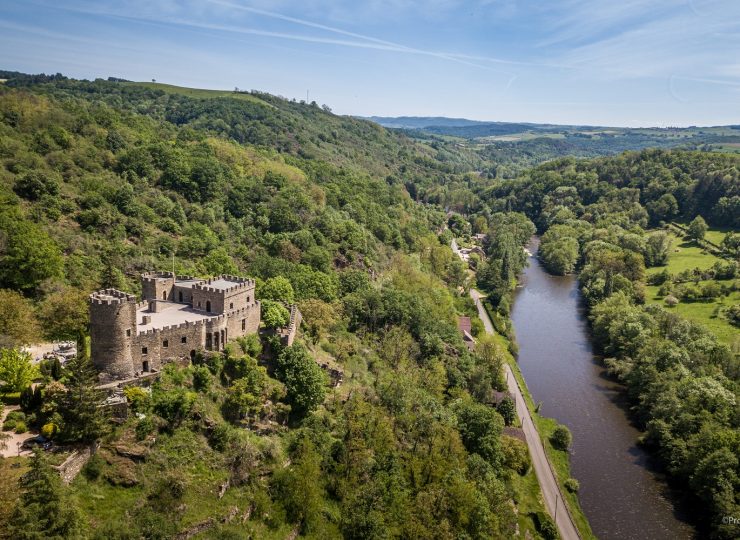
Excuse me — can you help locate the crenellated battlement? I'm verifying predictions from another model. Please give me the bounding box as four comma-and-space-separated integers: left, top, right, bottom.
193, 275, 255, 294
141, 271, 175, 283
90, 289, 137, 305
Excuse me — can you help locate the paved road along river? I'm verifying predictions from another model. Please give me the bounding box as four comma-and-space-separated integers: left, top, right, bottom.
510, 237, 695, 539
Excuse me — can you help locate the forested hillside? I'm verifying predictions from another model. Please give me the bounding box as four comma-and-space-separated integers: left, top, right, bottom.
0, 74, 546, 539
469, 151, 739, 538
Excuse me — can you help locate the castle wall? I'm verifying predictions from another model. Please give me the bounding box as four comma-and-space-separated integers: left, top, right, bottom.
192, 288, 225, 314
134, 321, 205, 373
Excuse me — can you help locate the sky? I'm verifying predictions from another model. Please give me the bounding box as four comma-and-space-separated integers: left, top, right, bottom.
2, 0, 740, 127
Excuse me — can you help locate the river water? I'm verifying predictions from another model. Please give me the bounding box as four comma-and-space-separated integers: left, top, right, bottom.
510, 238, 695, 540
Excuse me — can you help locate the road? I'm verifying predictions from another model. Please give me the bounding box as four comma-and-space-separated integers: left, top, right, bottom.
470, 288, 581, 540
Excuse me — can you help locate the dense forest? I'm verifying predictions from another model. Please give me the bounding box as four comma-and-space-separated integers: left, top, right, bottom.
0, 73, 545, 539
469, 152, 739, 538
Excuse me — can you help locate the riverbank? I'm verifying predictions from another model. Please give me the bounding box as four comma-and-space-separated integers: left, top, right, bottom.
474, 293, 595, 540
510, 239, 695, 540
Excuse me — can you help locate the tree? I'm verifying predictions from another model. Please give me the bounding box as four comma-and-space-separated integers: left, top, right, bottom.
0, 289, 41, 347
38, 288, 89, 341
58, 351, 108, 442
0, 348, 38, 393
0, 211, 63, 293
259, 275, 295, 303
455, 400, 504, 467
687, 215, 708, 244
273, 436, 325, 533
261, 300, 290, 329
496, 396, 516, 426
8, 449, 85, 539
550, 424, 572, 451
298, 298, 337, 343
276, 343, 326, 416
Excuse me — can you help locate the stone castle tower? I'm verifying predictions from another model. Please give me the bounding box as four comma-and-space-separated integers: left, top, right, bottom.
89, 289, 138, 380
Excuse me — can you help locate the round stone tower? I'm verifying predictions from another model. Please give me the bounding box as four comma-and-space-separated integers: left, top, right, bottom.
89, 289, 137, 380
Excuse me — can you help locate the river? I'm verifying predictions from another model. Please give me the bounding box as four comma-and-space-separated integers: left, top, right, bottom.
510, 237, 695, 540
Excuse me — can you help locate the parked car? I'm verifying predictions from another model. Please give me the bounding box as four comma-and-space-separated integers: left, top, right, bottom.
22, 435, 52, 451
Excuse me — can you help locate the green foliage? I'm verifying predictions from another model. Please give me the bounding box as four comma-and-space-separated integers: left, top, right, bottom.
550, 424, 572, 451
275, 344, 326, 416
501, 436, 531, 475
454, 399, 504, 467
123, 386, 151, 413
0, 290, 41, 347
0, 206, 63, 293
8, 450, 86, 539
687, 215, 708, 243
259, 276, 295, 303
0, 349, 38, 393
496, 396, 516, 426
565, 478, 580, 493
58, 353, 108, 442
261, 300, 290, 329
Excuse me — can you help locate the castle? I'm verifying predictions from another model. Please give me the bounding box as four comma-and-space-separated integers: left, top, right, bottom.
89, 272, 261, 382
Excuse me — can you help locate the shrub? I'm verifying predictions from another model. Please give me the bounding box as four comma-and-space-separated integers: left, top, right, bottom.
502, 436, 530, 475
123, 386, 150, 413
664, 294, 679, 307
83, 453, 104, 480
550, 424, 572, 451
14, 420, 28, 433
135, 416, 155, 440
565, 477, 580, 492
41, 422, 58, 439
3, 410, 25, 431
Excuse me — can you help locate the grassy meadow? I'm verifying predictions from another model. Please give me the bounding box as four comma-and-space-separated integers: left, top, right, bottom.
645, 230, 739, 347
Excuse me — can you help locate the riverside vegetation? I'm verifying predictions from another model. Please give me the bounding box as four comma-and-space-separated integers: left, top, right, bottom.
468, 152, 738, 538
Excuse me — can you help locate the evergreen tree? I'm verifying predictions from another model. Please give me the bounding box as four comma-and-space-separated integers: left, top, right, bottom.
58, 340, 108, 443
8, 449, 86, 539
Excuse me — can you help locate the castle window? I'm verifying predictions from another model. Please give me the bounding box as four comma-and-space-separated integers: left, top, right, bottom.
162, 291, 167, 300
242, 319, 246, 331
142, 347, 148, 355
198, 301, 201, 308
206, 300, 211, 313
181, 336, 187, 344
178, 291, 183, 302
163, 339, 169, 348
126, 329, 131, 337
230, 302, 234, 309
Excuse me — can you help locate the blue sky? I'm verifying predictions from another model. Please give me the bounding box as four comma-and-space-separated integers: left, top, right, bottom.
2, 0, 740, 126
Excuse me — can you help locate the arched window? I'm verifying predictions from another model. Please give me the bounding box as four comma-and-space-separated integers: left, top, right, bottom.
162, 290, 167, 300
206, 300, 211, 313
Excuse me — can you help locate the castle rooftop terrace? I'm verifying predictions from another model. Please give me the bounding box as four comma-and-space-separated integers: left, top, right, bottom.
137, 302, 215, 332
174, 278, 203, 288
206, 277, 243, 290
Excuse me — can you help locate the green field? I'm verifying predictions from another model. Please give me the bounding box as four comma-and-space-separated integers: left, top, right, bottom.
125, 81, 273, 107
646, 231, 738, 347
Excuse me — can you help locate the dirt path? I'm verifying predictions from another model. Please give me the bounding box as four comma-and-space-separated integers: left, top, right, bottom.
470, 288, 581, 540
0, 405, 35, 458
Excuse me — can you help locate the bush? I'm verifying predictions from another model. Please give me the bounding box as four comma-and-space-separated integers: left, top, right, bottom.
565, 477, 580, 493
664, 295, 679, 307
14, 420, 28, 433
84, 453, 104, 480
550, 424, 572, 451
135, 416, 155, 440
3, 410, 26, 431
123, 386, 150, 413
41, 422, 58, 439
502, 436, 530, 475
